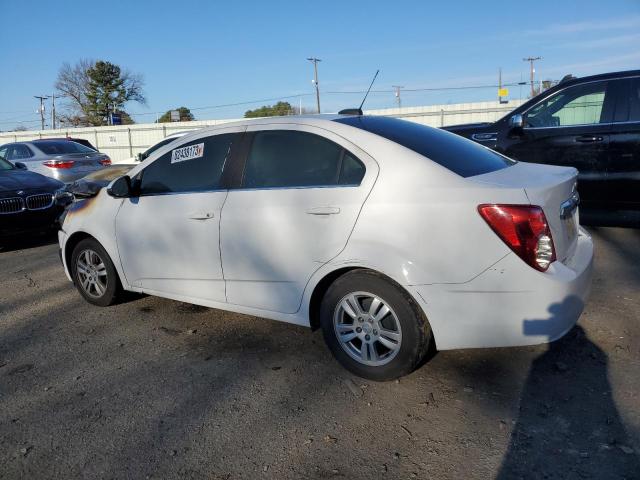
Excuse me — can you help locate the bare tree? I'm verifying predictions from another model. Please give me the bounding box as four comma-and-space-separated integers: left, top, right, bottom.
54, 59, 93, 126
54, 59, 146, 126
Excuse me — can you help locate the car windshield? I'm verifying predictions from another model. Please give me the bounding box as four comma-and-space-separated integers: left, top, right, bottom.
34, 140, 96, 155
334, 116, 515, 178
0, 155, 14, 170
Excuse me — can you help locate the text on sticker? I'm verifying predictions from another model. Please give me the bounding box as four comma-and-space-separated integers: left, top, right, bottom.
171, 143, 205, 163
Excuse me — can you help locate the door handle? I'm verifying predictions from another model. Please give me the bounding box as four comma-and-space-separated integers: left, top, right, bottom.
188, 212, 215, 220
305, 206, 341, 215
575, 135, 604, 143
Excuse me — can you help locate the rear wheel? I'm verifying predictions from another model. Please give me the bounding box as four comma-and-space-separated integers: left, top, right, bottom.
71, 238, 122, 306
320, 270, 432, 381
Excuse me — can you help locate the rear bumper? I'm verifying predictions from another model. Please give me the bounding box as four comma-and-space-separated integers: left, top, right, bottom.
410, 227, 594, 350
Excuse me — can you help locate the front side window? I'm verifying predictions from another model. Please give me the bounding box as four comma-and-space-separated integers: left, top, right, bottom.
34, 140, 95, 155
139, 133, 236, 195
140, 136, 181, 161
242, 130, 365, 188
525, 81, 608, 128
0, 155, 14, 170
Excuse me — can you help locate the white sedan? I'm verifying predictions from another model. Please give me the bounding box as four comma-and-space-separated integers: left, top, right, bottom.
57, 115, 593, 380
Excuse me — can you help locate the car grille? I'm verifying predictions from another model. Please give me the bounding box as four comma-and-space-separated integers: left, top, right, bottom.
26, 193, 54, 210
0, 197, 25, 214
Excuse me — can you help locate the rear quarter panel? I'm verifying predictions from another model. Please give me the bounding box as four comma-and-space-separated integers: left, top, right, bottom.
323, 136, 529, 286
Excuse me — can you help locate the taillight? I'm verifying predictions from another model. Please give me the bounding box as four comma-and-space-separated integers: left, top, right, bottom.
478, 204, 556, 272
43, 160, 75, 169
99, 157, 111, 166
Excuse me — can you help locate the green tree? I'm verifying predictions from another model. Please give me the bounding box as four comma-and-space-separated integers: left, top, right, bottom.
244, 101, 294, 118
55, 59, 146, 126
157, 107, 195, 123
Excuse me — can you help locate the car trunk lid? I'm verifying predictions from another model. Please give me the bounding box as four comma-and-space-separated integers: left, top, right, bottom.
470, 162, 579, 262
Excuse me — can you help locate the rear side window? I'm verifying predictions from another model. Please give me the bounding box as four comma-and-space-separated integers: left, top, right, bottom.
139, 133, 236, 195
335, 116, 513, 178
7, 144, 34, 160
614, 77, 640, 122
242, 130, 365, 188
34, 140, 95, 155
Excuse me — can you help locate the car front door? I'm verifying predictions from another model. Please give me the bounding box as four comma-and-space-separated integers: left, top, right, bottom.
115, 128, 244, 302
504, 80, 614, 209
219, 125, 377, 314
607, 76, 640, 210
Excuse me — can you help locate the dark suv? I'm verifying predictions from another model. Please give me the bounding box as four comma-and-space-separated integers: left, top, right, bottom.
444, 70, 640, 226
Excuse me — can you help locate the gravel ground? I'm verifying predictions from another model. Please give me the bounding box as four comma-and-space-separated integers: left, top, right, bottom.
0, 227, 639, 479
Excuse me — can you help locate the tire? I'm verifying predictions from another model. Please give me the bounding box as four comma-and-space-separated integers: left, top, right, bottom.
320, 270, 432, 381
70, 238, 122, 306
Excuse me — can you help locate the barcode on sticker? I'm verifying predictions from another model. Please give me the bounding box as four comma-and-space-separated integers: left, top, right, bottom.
171, 143, 204, 163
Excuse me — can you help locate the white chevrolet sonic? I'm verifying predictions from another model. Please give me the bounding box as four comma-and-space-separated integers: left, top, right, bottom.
58, 115, 593, 380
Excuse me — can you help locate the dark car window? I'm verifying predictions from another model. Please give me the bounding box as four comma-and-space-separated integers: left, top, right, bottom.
139, 133, 236, 195
140, 136, 181, 161
243, 130, 365, 188
626, 77, 640, 122
339, 151, 366, 185
34, 140, 96, 155
7, 144, 34, 160
525, 81, 608, 128
334, 116, 513, 178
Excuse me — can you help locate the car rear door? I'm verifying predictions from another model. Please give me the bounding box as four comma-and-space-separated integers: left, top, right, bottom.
219, 125, 378, 314
504, 80, 614, 209
607, 76, 640, 210
115, 128, 244, 302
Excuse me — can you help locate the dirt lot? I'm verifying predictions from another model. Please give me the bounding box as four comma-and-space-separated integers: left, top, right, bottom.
0, 227, 639, 479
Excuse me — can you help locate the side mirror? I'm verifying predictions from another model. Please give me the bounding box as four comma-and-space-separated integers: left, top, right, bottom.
509, 113, 524, 129
136, 153, 143, 162
107, 175, 134, 198
14, 162, 27, 170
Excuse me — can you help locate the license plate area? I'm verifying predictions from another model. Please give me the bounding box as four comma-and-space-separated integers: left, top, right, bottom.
564, 211, 578, 245
560, 191, 580, 246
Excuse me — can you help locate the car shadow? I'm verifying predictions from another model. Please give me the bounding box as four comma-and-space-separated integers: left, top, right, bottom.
496, 320, 640, 479
0, 231, 58, 254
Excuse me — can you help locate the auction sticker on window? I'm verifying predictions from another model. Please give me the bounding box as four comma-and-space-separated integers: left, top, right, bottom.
171, 143, 204, 164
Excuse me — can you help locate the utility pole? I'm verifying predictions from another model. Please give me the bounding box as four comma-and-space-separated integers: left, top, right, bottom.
34, 95, 49, 130
392, 85, 404, 109
51, 94, 57, 130
523, 56, 542, 97
307, 57, 321, 113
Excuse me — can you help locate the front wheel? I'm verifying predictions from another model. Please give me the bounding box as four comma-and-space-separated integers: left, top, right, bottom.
320, 270, 433, 381
71, 238, 122, 306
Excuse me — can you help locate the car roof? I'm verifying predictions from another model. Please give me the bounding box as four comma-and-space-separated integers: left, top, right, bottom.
179, 114, 346, 137
509, 69, 640, 118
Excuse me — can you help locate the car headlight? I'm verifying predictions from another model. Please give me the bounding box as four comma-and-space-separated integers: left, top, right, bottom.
54, 189, 74, 207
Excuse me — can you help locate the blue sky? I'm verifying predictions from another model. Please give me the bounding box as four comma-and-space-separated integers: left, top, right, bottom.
1, 0, 639, 129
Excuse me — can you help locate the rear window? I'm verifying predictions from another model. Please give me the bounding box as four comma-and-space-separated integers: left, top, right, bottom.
34, 140, 96, 155
334, 116, 514, 177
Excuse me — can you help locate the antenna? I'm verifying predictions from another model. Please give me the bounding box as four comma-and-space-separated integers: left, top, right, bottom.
359, 69, 380, 111
338, 70, 380, 116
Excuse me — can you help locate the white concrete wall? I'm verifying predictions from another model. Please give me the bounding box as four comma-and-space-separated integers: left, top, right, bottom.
0, 100, 526, 162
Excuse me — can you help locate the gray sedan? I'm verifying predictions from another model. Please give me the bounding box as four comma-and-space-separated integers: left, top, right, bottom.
0, 140, 111, 183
